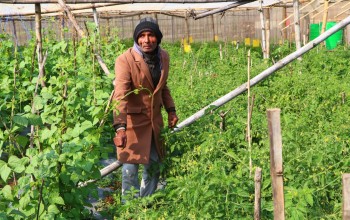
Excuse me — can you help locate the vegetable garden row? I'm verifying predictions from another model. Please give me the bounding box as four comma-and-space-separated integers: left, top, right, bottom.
1, 24, 350, 219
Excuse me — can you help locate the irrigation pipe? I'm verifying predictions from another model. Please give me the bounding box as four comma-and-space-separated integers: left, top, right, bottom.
80, 15, 350, 186
174, 14, 350, 132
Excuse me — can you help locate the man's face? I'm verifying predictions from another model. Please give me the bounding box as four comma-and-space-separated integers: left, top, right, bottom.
137, 31, 158, 53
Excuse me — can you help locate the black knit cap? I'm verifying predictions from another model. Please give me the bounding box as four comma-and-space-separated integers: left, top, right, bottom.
133, 17, 163, 45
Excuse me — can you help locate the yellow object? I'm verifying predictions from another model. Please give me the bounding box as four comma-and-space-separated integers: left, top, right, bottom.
184, 44, 192, 53
214, 35, 219, 42
232, 40, 237, 46
245, 38, 251, 46
253, 39, 260, 47
279, 39, 283, 45
189, 36, 193, 43
182, 38, 188, 45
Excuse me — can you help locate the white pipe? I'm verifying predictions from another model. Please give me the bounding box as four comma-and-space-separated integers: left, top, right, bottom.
174, 15, 350, 132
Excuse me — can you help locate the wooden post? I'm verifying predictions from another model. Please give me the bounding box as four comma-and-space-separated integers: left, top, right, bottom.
254, 167, 262, 220
321, 0, 329, 34
259, 0, 267, 59
267, 108, 285, 220
293, 0, 302, 52
344, 173, 350, 219
35, 3, 46, 88
265, 8, 270, 58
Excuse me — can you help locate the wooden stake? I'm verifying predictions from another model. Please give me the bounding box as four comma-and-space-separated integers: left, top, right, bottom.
219, 44, 223, 60
267, 108, 285, 220
343, 173, 350, 220
185, 12, 190, 43
254, 167, 262, 220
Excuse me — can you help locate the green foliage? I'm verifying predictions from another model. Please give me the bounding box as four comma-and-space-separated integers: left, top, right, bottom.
108, 42, 350, 219
0, 28, 120, 219
1, 30, 350, 219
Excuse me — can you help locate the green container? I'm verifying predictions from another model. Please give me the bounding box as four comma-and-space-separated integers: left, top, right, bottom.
310, 23, 321, 41
309, 22, 343, 50
325, 22, 343, 50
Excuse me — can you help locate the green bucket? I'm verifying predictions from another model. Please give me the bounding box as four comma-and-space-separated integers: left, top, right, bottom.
310, 23, 321, 41
325, 22, 343, 50
309, 22, 343, 50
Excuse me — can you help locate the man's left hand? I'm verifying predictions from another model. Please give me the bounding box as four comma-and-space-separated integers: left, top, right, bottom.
168, 112, 179, 128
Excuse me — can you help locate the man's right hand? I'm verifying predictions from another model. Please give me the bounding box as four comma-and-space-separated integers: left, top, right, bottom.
114, 130, 127, 148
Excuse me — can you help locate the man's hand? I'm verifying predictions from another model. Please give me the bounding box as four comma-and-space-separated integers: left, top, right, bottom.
114, 130, 127, 148
168, 112, 179, 128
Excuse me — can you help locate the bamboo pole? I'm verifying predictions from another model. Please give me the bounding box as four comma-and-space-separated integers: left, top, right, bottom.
247, 49, 252, 177
282, 7, 287, 41
58, 0, 86, 38
254, 167, 262, 220
0, 0, 234, 3
194, 1, 250, 20
219, 44, 223, 60
267, 108, 285, 220
58, 0, 110, 76
12, 19, 18, 47
312, 0, 341, 20
335, 5, 350, 19
344, 173, 350, 220
281, 3, 323, 32
185, 12, 190, 43
293, 0, 302, 52
278, 0, 317, 25
265, 8, 270, 58
321, 0, 329, 34
35, 3, 46, 88
78, 160, 123, 187
259, 0, 267, 59
211, 15, 215, 41
173, 15, 350, 132
60, 15, 64, 41
92, 4, 100, 33
0, 3, 119, 17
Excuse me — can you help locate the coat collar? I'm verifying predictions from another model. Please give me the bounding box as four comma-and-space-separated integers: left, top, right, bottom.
130, 46, 169, 93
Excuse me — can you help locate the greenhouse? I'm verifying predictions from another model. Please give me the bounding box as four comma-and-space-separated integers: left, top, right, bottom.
1, 0, 350, 219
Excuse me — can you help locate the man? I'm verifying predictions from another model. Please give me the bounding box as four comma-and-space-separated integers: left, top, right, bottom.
113, 17, 179, 199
